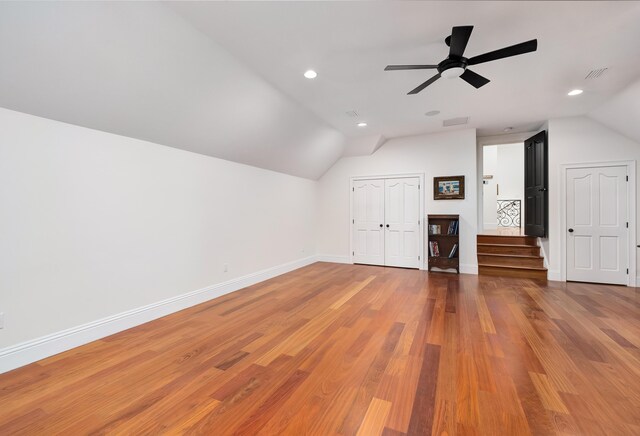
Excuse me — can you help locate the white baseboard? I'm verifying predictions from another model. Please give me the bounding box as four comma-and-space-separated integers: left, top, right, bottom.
537, 238, 550, 270
547, 270, 562, 281
0, 256, 316, 374
460, 264, 478, 275
316, 254, 350, 264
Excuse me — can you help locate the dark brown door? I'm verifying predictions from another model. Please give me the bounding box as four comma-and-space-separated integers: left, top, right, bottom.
524, 131, 548, 237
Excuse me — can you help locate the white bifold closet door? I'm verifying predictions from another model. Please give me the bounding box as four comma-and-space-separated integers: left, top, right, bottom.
566, 165, 628, 285
353, 179, 386, 266
353, 177, 420, 269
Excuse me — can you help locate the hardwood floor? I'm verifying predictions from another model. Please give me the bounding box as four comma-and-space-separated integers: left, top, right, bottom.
1, 262, 639, 435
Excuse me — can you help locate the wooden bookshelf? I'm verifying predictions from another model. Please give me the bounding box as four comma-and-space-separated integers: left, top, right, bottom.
427, 214, 459, 274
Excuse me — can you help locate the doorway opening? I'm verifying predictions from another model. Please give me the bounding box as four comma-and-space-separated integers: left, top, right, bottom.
481, 143, 525, 234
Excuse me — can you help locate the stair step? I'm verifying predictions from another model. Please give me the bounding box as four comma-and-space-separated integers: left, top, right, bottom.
477, 243, 541, 256
478, 263, 546, 271
477, 253, 544, 268
477, 235, 538, 246
478, 264, 547, 280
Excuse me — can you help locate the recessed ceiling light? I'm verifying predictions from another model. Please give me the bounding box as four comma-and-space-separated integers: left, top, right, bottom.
304, 70, 317, 79
425, 110, 440, 117
568, 89, 583, 96
504, 127, 513, 132
357, 122, 368, 127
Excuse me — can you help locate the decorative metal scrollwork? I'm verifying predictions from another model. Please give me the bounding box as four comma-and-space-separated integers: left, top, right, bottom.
497, 200, 521, 227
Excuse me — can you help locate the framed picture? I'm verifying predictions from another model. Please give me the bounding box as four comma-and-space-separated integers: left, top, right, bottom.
434, 175, 465, 200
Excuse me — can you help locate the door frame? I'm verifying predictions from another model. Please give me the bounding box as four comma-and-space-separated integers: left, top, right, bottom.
560, 160, 636, 286
349, 173, 425, 270
476, 131, 538, 232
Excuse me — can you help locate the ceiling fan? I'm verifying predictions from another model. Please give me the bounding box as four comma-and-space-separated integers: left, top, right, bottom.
385, 26, 537, 94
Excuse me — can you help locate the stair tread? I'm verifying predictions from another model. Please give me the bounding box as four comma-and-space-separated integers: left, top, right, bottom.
478, 243, 539, 248
478, 263, 547, 271
477, 234, 535, 238
478, 253, 542, 259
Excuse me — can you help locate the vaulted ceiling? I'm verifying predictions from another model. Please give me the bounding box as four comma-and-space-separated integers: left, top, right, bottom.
1, 1, 640, 179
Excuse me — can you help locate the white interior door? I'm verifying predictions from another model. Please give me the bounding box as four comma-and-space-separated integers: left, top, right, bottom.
567, 166, 628, 285
384, 177, 420, 268
352, 179, 385, 266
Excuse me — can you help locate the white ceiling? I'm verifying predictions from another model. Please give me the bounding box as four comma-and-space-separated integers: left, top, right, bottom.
170, 1, 640, 138
0, 2, 344, 180
1, 1, 640, 180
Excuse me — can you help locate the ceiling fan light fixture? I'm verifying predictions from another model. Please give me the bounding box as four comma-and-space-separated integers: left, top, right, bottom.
441, 67, 465, 79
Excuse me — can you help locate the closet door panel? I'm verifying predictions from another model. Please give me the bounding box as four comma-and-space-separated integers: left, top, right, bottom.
352, 179, 385, 266
385, 177, 420, 268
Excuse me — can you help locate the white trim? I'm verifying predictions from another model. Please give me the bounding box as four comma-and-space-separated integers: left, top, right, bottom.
0, 256, 316, 374
538, 237, 550, 270
548, 270, 562, 281
349, 173, 426, 270
316, 255, 350, 264
560, 160, 636, 286
636, 276, 640, 288
477, 141, 484, 231
477, 131, 540, 147
460, 263, 478, 275
476, 132, 538, 233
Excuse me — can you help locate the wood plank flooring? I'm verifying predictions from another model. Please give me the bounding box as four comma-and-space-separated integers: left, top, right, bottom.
1, 262, 639, 435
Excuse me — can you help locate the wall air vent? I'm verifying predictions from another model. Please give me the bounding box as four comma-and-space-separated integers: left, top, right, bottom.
443, 117, 469, 127
345, 110, 360, 118
585, 68, 608, 79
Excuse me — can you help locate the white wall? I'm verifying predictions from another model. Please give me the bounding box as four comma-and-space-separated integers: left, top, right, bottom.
546, 116, 640, 281
317, 128, 478, 273
0, 108, 317, 349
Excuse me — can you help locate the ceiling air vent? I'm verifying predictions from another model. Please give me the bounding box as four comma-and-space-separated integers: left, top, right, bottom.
345, 110, 359, 118
585, 68, 608, 79
443, 117, 469, 127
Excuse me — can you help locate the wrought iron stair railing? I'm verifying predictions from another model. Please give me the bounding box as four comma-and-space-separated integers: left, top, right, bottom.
497, 199, 521, 227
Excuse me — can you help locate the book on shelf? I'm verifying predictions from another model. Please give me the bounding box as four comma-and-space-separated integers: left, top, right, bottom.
448, 243, 458, 259
429, 241, 440, 257
428, 224, 441, 235
447, 220, 459, 235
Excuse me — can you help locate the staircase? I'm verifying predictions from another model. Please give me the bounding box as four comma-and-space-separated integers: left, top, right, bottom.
477, 234, 547, 280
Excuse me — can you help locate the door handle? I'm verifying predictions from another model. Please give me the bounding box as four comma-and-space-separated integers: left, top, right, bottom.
538, 188, 548, 192
568, 228, 574, 233
386, 224, 390, 228
379, 224, 383, 228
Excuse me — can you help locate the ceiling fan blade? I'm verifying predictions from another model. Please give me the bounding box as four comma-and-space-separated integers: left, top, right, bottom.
460, 69, 490, 88
385, 65, 438, 71
449, 25, 474, 57
468, 39, 538, 65
407, 73, 441, 94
